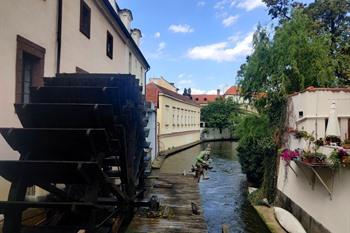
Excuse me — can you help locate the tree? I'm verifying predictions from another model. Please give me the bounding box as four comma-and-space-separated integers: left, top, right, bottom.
307, 0, 350, 84
262, 0, 305, 21
235, 114, 276, 187
262, 0, 350, 84
239, 10, 335, 105
201, 98, 242, 133
236, 10, 336, 201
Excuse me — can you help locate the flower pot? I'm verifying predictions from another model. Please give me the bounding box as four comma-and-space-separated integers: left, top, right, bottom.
342, 144, 350, 149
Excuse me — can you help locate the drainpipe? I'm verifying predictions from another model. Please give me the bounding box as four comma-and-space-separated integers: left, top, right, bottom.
56, 0, 63, 75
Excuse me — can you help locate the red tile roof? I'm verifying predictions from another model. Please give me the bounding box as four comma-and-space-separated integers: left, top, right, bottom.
191, 94, 221, 105
224, 86, 239, 95
146, 83, 200, 107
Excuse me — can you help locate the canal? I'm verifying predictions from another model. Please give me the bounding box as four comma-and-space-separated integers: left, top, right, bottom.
160, 141, 270, 233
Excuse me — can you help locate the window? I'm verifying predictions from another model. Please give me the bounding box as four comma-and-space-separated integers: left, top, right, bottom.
298, 111, 303, 118
16, 35, 45, 104
80, 0, 91, 38
195, 98, 199, 101
204, 98, 207, 101
129, 52, 132, 73
106, 31, 113, 59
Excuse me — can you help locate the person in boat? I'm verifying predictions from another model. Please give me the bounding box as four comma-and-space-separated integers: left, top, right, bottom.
194, 145, 212, 180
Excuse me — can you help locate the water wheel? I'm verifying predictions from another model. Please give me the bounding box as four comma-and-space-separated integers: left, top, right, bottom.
0, 74, 150, 233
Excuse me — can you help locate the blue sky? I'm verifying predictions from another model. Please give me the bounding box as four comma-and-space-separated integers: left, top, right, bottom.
117, 0, 275, 94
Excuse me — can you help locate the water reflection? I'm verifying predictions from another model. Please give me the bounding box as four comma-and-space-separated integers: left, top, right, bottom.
161, 141, 270, 233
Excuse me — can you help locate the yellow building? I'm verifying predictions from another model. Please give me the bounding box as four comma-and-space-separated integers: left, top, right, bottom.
146, 78, 201, 153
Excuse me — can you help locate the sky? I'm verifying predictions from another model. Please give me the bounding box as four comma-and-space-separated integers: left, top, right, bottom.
116, 0, 276, 94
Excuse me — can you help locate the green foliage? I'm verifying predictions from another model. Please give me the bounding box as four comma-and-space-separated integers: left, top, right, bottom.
239, 11, 335, 105
262, 0, 305, 22
328, 150, 341, 169
263, 0, 350, 84
201, 98, 242, 132
235, 114, 276, 187
236, 10, 337, 202
307, 0, 350, 85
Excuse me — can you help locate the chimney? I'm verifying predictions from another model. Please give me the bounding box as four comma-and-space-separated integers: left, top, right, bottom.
217, 89, 220, 96
131, 28, 142, 46
118, 9, 133, 31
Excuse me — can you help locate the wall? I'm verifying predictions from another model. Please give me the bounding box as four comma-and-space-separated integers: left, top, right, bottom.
149, 78, 177, 92
277, 90, 350, 233
0, 0, 59, 201
157, 94, 200, 152
201, 128, 232, 141
146, 104, 157, 161
287, 91, 350, 140
60, 0, 147, 90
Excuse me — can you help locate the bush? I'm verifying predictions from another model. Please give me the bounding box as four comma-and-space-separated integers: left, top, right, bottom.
235, 114, 275, 187
237, 136, 265, 186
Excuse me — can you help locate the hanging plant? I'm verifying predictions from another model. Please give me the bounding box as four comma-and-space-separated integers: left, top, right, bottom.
280, 149, 300, 163
294, 130, 308, 139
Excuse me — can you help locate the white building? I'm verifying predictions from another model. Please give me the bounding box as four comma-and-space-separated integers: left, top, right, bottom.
277, 87, 350, 233
0, 0, 149, 200
146, 102, 157, 162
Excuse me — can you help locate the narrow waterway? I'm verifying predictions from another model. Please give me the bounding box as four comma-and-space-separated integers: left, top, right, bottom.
160, 141, 270, 233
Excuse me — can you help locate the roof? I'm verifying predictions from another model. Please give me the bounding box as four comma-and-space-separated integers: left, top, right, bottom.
224, 86, 239, 95
192, 94, 221, 105
146, 83, 200, 107
289, 87, 350, 97
102, 0, 150, 69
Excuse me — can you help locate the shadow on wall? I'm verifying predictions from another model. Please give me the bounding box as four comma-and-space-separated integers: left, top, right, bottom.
201, 128, 232, 141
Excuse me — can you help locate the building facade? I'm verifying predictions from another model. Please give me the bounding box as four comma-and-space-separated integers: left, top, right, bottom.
146, 79, 201, 153
277, 88, 350, 233
146, 102, 157, 162
0, 0, 149, 200
192, 89, 222, 107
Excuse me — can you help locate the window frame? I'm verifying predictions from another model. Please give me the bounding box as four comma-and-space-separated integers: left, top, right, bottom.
80, 0, 91, 39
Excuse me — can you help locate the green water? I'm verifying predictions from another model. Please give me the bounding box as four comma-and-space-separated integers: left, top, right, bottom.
161, 141, 270, 233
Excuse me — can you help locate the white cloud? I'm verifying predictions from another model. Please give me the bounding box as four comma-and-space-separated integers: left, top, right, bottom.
154, 32, 161, 38
178, 79, 193, 85
215, 0, 264, 11
197, 1, 206, 7
157, 42, 166, 52
237, 0, 265, 11
227, 32, 242, 43
169, 24, 194, 34
191, 88, 206, 94
222, 15, 239, 27
187, 31, 254, 62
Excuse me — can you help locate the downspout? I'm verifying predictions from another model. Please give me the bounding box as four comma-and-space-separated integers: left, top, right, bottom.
56, 0, 63, 74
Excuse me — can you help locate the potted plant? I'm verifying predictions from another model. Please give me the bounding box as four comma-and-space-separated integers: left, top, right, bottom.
294, 130, 308, 140
342, 139, 350, 149
280, 149, 300, 163
326, 135, 341, 146
329, 150, 341, 169
315, 138, 324, 147
302, 152, 315, 164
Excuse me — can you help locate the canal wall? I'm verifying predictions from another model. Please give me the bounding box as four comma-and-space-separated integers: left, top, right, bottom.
275, 190, 331, 233
200, 128, 232, 141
